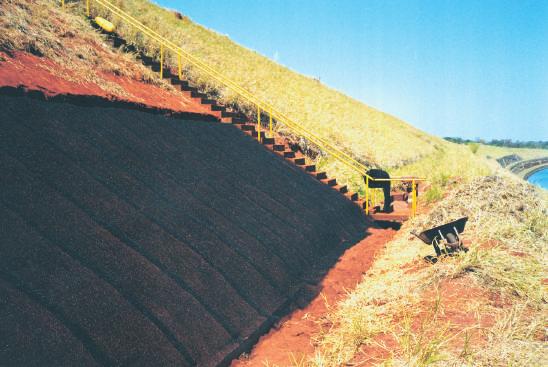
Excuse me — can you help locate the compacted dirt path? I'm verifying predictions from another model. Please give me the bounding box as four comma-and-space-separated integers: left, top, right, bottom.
233, 227, 398, 366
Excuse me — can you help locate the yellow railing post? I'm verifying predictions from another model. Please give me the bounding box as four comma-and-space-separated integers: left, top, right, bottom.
159, 44, 164, 79
257, 105, 262, 143
365, 177, 369, 214
269, 107, 273, 138
61, 0, 64, 8
86, 0, 90, 17
411, 179, 417, 217
177, 53, 182, 80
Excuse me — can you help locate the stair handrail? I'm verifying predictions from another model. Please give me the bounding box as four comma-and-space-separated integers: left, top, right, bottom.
72, 0, 426, 215
90, 0, 372, 175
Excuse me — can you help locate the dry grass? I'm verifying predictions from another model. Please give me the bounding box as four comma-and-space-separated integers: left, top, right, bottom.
310, 175, 547, 366
0, 0, 170, 95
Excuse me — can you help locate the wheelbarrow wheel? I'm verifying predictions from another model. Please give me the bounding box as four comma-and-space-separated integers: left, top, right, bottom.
446, 233, 464, 252
446, 233, 457, 244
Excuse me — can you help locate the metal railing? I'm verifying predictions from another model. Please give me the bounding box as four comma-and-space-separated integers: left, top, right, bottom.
63, 0, 426, 216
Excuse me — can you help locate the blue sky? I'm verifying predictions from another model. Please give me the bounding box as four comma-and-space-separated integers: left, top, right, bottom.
156, 0, 547, 141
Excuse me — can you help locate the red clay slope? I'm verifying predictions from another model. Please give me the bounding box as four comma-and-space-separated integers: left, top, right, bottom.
0, 92, 370, 366
0, 50, 214, 117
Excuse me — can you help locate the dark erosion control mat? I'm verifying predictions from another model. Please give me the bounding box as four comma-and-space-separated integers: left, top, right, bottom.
0, 93, 369, 366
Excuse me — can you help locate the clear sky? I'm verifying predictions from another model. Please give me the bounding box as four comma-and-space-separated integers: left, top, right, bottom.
156, 0, 547, 141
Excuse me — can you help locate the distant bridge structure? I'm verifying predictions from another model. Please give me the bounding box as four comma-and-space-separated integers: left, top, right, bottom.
508, 157, 548, 179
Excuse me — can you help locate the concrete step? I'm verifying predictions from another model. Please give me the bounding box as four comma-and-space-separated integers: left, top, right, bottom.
180, 90, 197, 99
112, 37, 127, 48
252, 131, 267, 139
211, 105, 225, 112
221, 111, 239, 118
229, 116, 248, 124
160, 70, 176, 79
314, 171, 327, 180
345, 192, 359, 201
262, 137, 275, 145
273, 144, 285, 152
191, 91, 207, 99
321, 178, 337, 186
290, 157, 306, 166
180, 84, 197, 92
138, 54, 153, 63
208, 110, 223, 119
369, 212, 409, 222
283, 150, 295, 158
123, 44, 138, 53
391, 192, 408, 201
239, 124, 255, 131
171, 78, 190, 86
170, 78, 182, 85
304, 164, 315, 172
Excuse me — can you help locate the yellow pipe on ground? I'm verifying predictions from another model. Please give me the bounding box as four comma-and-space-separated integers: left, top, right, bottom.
95, 16, 115, 33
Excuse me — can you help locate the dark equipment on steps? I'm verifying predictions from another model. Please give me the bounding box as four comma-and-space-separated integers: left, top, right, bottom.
412, 217, 469, 262
365, 169, 392, 213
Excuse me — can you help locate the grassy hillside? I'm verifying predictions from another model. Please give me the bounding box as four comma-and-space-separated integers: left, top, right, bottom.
83, 0, 448, 172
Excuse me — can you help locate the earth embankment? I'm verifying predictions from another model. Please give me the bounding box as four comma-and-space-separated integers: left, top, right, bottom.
0, 92, 370, 366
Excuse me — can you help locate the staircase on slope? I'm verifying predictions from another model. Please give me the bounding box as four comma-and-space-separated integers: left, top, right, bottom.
98, 27, 413, 222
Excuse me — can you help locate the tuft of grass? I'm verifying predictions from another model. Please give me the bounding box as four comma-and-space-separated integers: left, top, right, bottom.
468, 142, 480, 154
424, 185, 443, 204
391, 310, 450, 366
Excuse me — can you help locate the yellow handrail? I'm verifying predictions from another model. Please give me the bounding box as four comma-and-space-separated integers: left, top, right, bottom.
68, 0, 426, 216
89, 0, 372, 176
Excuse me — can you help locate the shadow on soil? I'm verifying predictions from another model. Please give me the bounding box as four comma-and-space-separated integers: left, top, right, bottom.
0, 90, 374, 367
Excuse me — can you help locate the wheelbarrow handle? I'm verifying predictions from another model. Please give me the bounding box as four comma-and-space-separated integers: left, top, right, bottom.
410, 230, 427, 243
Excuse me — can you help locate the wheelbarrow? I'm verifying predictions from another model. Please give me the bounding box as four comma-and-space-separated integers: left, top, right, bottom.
412, 217, 469, 261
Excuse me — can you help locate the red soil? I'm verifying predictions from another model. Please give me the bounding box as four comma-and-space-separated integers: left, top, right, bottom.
232, 227, 397, 366
0, 51, 213, 116
352, 276, 499, 366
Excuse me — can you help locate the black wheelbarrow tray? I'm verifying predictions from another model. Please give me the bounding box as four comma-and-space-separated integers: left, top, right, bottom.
413, 216, 469, 257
